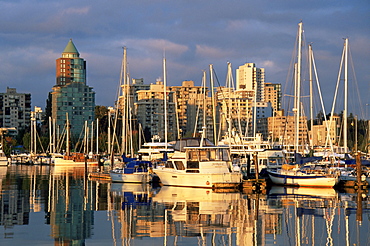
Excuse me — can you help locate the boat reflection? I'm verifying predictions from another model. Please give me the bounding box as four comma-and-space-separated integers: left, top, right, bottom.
268, 186, 338, 199
0, 165, 368, 245
153, 186, 249, 245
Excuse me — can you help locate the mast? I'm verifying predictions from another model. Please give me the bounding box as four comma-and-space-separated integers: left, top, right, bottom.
343, 38, 348, 152
309, 44, 314, 149
202, 70, 207, 138
96, 118, 99, 155
90, 121, 94, 154
163, 57, 168, 150
210, 64, 217, 144
107, 107, 112, 155
66, 113, 70, 156
227, 62, 232, 143
49, 117, 52, 154
120, 47, 127, 155
294, 21, 303, 153
253, 74, 257, 139
53, 118, 56, 154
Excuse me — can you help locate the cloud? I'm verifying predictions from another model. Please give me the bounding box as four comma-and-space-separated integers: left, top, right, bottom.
0, 0, 368, 116
61, 7, 90, 15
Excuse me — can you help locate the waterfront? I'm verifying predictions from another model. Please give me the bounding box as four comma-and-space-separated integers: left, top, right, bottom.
0, 165, 368, 246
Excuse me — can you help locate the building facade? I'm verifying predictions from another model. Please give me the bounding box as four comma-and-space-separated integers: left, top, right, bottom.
268, 115, 309, 152
264, 83, 281, 113
236, 63, 265, 102
51, 39, 95, 137
0, 87, 31, 133
170, 81, 210, 137
135, 81, 177, 141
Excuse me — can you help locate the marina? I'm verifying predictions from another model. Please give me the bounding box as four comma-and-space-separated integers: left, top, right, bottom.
0, 165, 368, 245
0, 7, 368, 245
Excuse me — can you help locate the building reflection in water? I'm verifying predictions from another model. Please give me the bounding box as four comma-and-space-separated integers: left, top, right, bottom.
48, 166, 95, 245
0, 165, 368, 245
0, 166, 30, 239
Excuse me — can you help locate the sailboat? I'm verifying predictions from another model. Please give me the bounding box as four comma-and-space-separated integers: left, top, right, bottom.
53, 116, 100, 166
109, 47, 153, 183
267, 22, 339, 188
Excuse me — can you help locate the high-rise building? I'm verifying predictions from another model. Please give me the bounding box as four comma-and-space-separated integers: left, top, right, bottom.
236, 63, 265, 102
0, 87, 31, 134
135, 81, 176, 141
216, 87, 272, 140
268, 115, 308, 152
170, 81, 209, 137
264, 83, 281, 113
51, 39, 95, 137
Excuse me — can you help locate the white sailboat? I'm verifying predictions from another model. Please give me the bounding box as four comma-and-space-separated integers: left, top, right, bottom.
110, 47, 153, 183
53, 115, 99, 166
267, 22, 339, 187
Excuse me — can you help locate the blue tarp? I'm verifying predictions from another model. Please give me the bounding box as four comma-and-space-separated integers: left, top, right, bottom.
294, 153, 323, 164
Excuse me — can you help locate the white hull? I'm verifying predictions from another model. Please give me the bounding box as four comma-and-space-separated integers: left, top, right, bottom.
0, 158, 8, 166
110, 171, 149, 183
268, 170, 338, 187
53, 158, 98, 166
154, 168, 242, 188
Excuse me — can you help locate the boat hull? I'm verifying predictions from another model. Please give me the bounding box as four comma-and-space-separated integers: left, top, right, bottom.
53, 158, 98, 166
268, 170, 338, 187
154, 168, 242, 188
0, 158, 8, 166
110, 171, 149, 183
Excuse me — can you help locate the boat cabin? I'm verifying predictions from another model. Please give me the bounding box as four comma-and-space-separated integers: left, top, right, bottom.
164, 146, 232, 174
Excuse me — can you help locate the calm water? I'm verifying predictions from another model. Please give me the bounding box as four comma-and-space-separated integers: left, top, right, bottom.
0, 165, 368, 246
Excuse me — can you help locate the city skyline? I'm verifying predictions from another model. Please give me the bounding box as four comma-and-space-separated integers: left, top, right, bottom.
0, 1, 369, 118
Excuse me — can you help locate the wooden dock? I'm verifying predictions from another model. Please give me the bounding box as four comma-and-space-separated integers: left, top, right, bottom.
242, 179, 267, 194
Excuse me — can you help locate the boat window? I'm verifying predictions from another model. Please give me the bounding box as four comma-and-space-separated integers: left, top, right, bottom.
174, 140, 186, 151
173, 202, 185, 210
187, 161, 199, 169
199, 150, 209, 161
269, 158, 282, 165
221, 149, 230, 161
174, 161, 185, 170
164, 161, 174, 169
188, 151, 199, 161
209, 149, 217, 161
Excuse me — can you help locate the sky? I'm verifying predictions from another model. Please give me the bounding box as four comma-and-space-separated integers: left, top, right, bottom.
1, 0, 369, 119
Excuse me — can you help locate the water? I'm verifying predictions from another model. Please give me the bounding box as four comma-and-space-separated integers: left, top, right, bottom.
0, 165, 369, 246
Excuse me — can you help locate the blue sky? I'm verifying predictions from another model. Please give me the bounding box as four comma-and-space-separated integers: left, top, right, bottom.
1, 0, 369, 118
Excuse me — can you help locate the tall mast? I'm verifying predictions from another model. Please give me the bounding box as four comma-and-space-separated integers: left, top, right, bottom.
227, 62, 233, 142
343, 38, 348, 152
295, 21, 303, 153
66, 113, 70, 156
202, 70, 207, 137
121, 47, 128, 155
309, 44, 314, 149
210, 64, 217, 144
49, 117, 52, 154
96, 118, 99, 155
163, 57, 168, 150
107, 107, 112, 155
253, 74, 257, 139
